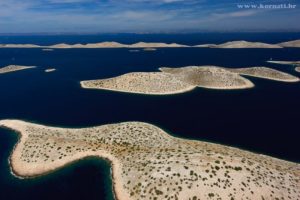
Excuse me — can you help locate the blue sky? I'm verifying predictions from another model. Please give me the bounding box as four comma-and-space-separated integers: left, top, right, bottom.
0, 0, 299, 33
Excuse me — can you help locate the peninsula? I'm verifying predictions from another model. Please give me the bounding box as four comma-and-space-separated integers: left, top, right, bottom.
296, 67, 300, 72
0, 120, 299, 200
80, 66, 299, 95
0, 65, 36, 74
1, 39, 300, 49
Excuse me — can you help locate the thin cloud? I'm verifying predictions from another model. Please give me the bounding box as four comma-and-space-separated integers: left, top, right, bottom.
0, 0, 298, 33
212, 10, 259, 19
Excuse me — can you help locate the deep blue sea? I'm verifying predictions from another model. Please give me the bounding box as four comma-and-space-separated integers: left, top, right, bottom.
0, 33, 300, 200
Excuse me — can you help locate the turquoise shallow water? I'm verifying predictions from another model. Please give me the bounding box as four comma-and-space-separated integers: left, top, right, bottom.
0, 33, 300, 199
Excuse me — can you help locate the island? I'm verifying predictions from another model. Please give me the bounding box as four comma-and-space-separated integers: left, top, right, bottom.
0, 44, 40, 48
1, 39, 300, 49
48, 42, 188, 48
0, 120, 299, 200
195, 39, 300, 48
130, 42, 187, 48
0, 42, 187, 49
159, 66, 254, 89
267, 60, 300, 66
226, 67, 300, 82
80, 67, 254, 95
0, 65, 36, 74
48, 42, 128, 48
80, 66, 299, 95
198, 41, 282, 48
277, 39, 300, 48
45, 42, 189, 48
45, 68, 56, 73
81, 72, 196, 95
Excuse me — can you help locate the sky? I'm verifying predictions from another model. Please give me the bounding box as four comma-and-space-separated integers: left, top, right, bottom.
0, 0, 299, 33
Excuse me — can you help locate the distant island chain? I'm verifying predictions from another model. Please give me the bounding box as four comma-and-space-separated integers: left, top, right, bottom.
0, 120, 299, 200
1, 39, 300, 49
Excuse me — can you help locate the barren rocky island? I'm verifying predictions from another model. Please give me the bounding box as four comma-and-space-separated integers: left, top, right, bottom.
267, 60, 300, 66
0, 120, 299, 200
80, 66, 299, 95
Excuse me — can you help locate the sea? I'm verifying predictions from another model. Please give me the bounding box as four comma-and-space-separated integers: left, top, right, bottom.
0, 33, 300, 200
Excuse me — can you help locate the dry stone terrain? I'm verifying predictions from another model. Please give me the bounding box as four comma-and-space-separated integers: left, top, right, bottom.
1, 120, 299, 200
